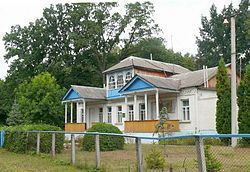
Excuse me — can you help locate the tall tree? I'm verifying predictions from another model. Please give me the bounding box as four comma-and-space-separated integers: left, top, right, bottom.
15, 72, 66, 128
237, 65, 250, 145
196, 0, 250, 71
3, 2, 160, 89
216, 58, 231, 145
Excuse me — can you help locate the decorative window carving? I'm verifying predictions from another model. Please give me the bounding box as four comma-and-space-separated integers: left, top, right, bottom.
125, 72, 132, 83
109, 75, 115, 89
117, 74, 124, 88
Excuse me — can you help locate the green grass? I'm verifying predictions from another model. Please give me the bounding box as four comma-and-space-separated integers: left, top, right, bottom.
0, 144, 250, 172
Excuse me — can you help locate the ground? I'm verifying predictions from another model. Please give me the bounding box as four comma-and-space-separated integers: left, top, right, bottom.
0, 144, 250, 172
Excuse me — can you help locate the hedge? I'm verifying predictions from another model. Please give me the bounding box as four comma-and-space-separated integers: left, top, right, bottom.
0, 124, 64, 154
82, 123, 124, 151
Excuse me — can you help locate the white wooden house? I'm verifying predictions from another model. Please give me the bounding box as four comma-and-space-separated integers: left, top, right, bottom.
62, 56, 239, 135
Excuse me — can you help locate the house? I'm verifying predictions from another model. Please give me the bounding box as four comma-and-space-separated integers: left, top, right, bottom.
62, 56, 239, 135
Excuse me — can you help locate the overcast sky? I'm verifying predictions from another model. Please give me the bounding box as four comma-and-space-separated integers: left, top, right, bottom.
0, 0, 241, 79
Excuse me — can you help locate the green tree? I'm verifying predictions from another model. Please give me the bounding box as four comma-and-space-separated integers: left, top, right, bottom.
6, 99, 23, 126
196, 0, 250, 71
216, 58, 231, 145
237, 65, 250, 145
3, 2, 160, 89
15, 72, 66, 128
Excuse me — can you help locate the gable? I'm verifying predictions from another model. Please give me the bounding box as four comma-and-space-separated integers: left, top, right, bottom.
120, 76, 155, 93
63, 88, 81, 101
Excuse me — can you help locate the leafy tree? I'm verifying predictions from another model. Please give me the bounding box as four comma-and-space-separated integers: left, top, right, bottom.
237, 65, 250, 145
15, 72, 66, 128
196, 0, 250, 72
3, 2, 160, 89
215, 58, 231, 145
126, 37, 197, 70
6, 99, 23, 126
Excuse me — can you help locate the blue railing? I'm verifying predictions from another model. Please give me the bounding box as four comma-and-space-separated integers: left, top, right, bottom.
0, 131, 4, 147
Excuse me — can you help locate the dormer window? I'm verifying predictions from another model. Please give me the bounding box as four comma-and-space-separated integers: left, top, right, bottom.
125, 72, 132, 83
117, 74, 124, 88
109, 75, 115, 89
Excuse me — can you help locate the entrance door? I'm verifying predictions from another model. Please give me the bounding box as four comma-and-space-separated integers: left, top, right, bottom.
151, 102, 156, 120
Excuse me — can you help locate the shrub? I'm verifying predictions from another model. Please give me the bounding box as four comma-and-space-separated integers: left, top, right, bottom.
82, 123, 124, 151
159, 138, 223, 146
1, 124, 64, 154
204, 145, 222, 172
145, 147, 165, 169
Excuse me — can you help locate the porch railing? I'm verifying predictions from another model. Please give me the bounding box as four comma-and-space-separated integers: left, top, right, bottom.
65, 123, 86, 132
124, 120, 179, 133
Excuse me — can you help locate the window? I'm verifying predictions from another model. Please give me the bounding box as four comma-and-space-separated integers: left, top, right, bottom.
117, 74, 124, 88
107, 107, 112, 123
160, 100, 174, 113
109, 75, 115, 89
182, 99, 190, 121
139, 103, 145, 120
99, 108, 103, 123
117, 106, 123, 123
125, 72, 132, 83
128, 105, 134, 121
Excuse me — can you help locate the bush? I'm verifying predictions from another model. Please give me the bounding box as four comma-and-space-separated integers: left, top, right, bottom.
204, 145, 222, 172
159, 138, 223, 146
145, 147, 165, 169
82, 123, 124, 151
1, 124, 64, 154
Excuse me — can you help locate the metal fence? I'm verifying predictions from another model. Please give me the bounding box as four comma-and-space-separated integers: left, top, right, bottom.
0, 131, 250, 172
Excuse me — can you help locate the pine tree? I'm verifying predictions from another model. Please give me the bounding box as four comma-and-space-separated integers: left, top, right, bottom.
216, 58, 231, 145
6, 99, 24, 126
237, 65, 250, 145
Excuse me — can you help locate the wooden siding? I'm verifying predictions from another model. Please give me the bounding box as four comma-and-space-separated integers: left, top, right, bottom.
134, 68, 172, 78
65, 123, 86, 132
124, 120, 179, 133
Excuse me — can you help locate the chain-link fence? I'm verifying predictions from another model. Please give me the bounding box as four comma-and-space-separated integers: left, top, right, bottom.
0, 131, 250, 172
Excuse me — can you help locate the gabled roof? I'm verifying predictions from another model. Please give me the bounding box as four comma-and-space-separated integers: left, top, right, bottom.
170, 67, 218, 88
103, 56, 190, 74
63, 85, 106, 101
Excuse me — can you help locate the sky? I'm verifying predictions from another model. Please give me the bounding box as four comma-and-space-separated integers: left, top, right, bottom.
0, 0, 241, 79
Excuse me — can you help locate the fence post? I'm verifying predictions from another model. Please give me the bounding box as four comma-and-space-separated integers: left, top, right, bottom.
36, 132, 40, 154
135, 137, 143, 172
51, 132, 56, 157
0, 131, 4, 147
195, 136, 207, 172
71, 134, 76, 165
95, 134, 101, 168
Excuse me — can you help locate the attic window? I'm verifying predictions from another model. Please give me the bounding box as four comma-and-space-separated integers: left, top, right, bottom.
109, 75, 115, 89
125, 72, 132, 83
117, 74, 124, 88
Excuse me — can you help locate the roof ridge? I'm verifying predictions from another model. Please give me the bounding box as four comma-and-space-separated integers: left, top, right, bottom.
71, 85, 105, 90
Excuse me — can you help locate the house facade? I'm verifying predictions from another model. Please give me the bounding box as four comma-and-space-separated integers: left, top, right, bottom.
62, 56, 238, 135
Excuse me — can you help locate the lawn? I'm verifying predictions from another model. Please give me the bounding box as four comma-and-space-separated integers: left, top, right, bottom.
0, 144, 250, 172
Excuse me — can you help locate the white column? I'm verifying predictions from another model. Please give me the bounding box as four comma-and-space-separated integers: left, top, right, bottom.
125, 96, 128, 121
71, 102, 73, 123
156, 90, 159, 119
65, 103, 68, 123
145, 94, 148, 120
76, 102, 80, 123
83, 100, 86, 123
134, 95, 138, 120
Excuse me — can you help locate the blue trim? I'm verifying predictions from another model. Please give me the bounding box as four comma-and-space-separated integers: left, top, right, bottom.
120, 75, 155, 93
0, 131, 4, 147
107, 88, 123, 98
62, 88, 81, 101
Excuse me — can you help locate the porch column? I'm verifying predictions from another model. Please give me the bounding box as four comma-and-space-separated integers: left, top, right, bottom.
76, 102, 80, 123
134, 95, 138, 120
156, 90, 159, 119
145, 94, 148, 120
71, 102, 73, 123
125, 96, 128, 120
83, 100, 86, 123
65, 103, 68, 123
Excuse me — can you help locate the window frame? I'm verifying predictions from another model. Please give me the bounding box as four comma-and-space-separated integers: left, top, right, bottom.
99, 107, 103, 123
117, 74, 124, 88
181, 99, 190, 121
107, 106, 112, 123
125, 71, 132, 83
117, 106, 123, 123
128, 105, 134, 121
108, 75, 116, 89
